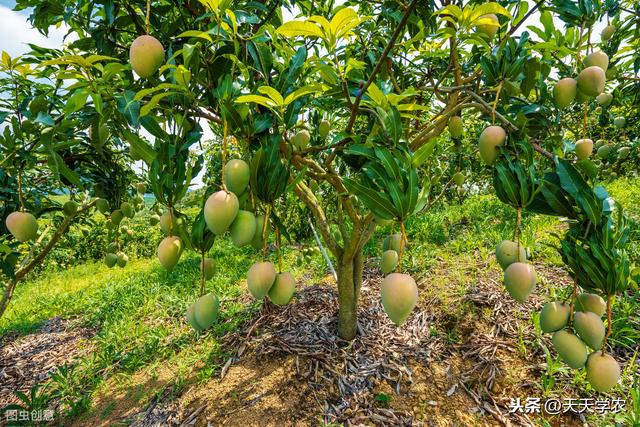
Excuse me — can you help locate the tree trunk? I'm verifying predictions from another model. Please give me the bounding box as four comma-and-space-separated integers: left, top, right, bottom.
336, 249, 365, 340
0, 279, 17, 320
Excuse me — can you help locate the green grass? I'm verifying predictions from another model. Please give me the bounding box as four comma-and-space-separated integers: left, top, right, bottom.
1, 178, 639, 424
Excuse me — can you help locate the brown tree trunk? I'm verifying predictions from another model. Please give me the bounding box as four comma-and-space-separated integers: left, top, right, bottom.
336, 235, 368, 340
337, 256, 357, 340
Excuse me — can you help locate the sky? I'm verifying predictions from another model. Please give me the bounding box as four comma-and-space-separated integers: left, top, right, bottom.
0, 0, 73, 57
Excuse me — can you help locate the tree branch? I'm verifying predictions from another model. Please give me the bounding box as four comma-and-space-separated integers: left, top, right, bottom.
344, 0, 419, 132
0, 199, 97, 319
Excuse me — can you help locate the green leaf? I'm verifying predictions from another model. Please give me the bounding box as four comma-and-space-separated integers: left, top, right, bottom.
412, 138, 437, 167
176, 30, 213, 43
65, 90, 89, 114
122, 129, 156, 166
235, 94, 278, 109
257, 86, 284, 105
330, 7, 362, 39
283, 84, 326, 106
140, 92, 176, 117
343, 178, 396, 220
276, 21, 325, 39
366, 83, 386, 107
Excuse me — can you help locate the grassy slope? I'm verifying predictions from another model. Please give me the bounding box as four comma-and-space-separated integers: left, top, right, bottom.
1, 178, 638, 424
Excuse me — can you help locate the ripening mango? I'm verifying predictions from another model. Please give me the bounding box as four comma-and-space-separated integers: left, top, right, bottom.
230, 210, 257, 247
576, 293, 606, 316
383, 233, 405, 253
204, 190, 239, 235
601, 25, 616, 41
553, 78, 577, 109
292, 129, 311, 150
157, 236, 182, 271
268, 272, 296, 305
201, 257, 215, 280
116, 252, 128, 268
224, 159, 250, 196
583, 51, 609, 72
503, 262, 536, 302
613, 116, 626, 129
194, 292, 220, 330
574, 311, 605, 350
381, 273, 418, 326
63, 200, 78, 217
478, 126, 506, 165
586, 351, 621, 392
495, 240, 527, 270
159, 211, 177, 235
475, 14, 499, 39
595, 92, 613, 107
247, 261, 277, 299
129, 35, 165, 78
319, 120, 330, 138
552, 329, 588, 368
575, 138, 594, 160
380, 250, 399, 274
539, 301, 570, 333
577, 66, 606, 97
186, 304, 203, 331
96, 198, 109, 214
448, 116, 463, 138
6, 211, 38, 242
251, 214, 270, 250
104, 253, 118, 268
121, 202, 134, 218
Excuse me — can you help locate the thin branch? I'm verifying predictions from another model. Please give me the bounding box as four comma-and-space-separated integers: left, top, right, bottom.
344, 0, 419, 132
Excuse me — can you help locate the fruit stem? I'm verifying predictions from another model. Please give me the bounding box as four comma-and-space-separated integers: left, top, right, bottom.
397, 222, 407, 273
602, 295, 613, 354
17, 171, 26, 212
276, 225, 282, 273
583, 101, 588, 138
514, 207, 522, 261
200, 250, 206, 297
492, 81, 503, 125
221, 119, 228, 191
568, 279, 578, 323
145, 0, 150, 34
262, 205, 271, 259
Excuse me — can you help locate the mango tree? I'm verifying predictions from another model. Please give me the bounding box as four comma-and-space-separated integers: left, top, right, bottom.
2, 0, 638, 397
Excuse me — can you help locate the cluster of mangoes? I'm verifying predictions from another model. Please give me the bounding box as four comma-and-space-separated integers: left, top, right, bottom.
552, 45, 628, 161
540, 293, 621, 392
496, 240, 537, 302
296, 245, 320, 266
99, 182, 146, 268
148, 156, 296, 331
379, 232, 418, 326
290, 118, 330, 152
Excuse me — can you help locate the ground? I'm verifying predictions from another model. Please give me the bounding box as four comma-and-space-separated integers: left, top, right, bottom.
1, 181, 639, 426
